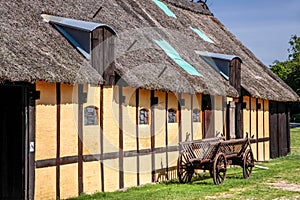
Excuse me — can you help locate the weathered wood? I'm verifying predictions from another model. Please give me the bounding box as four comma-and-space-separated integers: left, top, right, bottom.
165, 92, 169, 180
229, 58, 242, 96
28, 85, 36, 200
56, 83, 61, 199
91, 28, 116, 85
256, 98, 259, 160
135, 89, 140, 185
178, 135, 253, 185
229, 58, 243, 139
100, 85, 104, 192
190, 94, 194, 140
235, 97, 243, 139
178, 93, 182, 142
78, 85, 84, 195
118, 86, 124, 189
150, 90, 155, 182
91, 28, 103, 75
36, 146, 180, 168
269, 101, 278, 158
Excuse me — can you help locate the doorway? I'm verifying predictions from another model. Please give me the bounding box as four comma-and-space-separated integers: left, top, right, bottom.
202, 95, 214, 138
0, 85, 27, 199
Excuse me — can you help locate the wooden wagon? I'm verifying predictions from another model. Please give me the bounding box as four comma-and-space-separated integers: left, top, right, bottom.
177, 135, 255, 185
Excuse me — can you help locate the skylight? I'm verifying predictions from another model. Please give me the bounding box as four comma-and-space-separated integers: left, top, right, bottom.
152, 0, 177, 18
154, 39, 202, 76
190, 26, 214, 44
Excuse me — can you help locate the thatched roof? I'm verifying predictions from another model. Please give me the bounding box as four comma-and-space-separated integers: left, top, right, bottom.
1, 0, 298, 101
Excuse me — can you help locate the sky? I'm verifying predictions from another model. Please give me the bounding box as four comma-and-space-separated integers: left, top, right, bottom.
206, 0, 300, 66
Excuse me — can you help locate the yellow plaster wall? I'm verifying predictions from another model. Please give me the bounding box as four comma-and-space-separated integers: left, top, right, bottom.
124, 157, 137, 188
139, 155, 151, 185
193, 94, 202, 140
155, 152, 167, 173
168, 92, 179, 145
181, 93, 192, 141
243, 96, 250, 138
60, 84, 78, 157
167, 151, 179, 170
103, 159, 119, 192
226, 97, 233, 104
103, 86, 119, 154
60, 163, 78, 199
214, 96, 224, 135
122, 87, 137, 151
154, 91, 166, 148
34, 167, 56, 200
35, 81, 56, 161
83, 85, 101, 155
83, 161, 101, 194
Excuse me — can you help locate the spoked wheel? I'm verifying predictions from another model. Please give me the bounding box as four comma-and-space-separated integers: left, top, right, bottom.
243, 149, 254, 178
177, 153, 194, 183
213, 153, 227, 185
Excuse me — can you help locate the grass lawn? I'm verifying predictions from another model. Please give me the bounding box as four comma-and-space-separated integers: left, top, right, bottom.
69, 128, 300, 200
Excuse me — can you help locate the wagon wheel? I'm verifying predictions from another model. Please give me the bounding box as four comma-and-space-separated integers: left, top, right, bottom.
177, 153, 194, 183
213, 153, 227, 185
243, 149, 254, 178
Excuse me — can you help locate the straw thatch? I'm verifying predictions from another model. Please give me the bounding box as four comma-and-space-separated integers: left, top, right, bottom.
1, 0, 298, 101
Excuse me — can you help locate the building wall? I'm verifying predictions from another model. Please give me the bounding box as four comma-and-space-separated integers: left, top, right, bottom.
35, 81, 57, 200
243, 96, 270, 161
34, 82, 272, 199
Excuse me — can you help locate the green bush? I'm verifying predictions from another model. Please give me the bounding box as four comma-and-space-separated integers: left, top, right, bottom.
292, 114, 300, 122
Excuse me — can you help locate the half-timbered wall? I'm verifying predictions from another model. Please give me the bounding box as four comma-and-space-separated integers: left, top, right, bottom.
242, 96, 270, 161
34, 82, 275, 199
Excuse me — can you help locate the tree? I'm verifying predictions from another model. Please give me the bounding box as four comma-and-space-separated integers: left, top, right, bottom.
270, 35, 300, 119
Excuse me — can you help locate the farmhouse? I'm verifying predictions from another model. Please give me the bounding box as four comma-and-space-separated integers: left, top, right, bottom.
0, 0, 299, 199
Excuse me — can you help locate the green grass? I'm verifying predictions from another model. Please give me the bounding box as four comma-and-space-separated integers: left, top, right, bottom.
69, 128, 300, 200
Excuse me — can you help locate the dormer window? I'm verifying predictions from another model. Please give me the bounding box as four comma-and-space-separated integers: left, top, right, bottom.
41, 14, 116, 59
41, 14, 117, 85
196, 51, 242, 80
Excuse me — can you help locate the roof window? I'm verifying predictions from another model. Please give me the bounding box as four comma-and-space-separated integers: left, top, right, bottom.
154, 39, 202, 76
190, 26, 214, 44
152, 0, 177, 18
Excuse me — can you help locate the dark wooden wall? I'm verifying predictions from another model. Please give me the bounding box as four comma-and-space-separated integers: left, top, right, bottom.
229, 58, 243, 138
91, 28, 116, 85
269, 101, 290, 158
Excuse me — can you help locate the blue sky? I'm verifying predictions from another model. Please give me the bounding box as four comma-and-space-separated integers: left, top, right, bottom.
207, 0, 300, 66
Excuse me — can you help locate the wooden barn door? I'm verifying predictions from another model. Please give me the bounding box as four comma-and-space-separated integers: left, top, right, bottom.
269, 101, 290, 158
0, 84, 35, 199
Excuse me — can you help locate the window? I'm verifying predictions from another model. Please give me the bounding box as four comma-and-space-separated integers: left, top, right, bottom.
84, 106, 99, 125
168, 109, 177, 123
193, 109, 200, 122
139, 108, 149, 125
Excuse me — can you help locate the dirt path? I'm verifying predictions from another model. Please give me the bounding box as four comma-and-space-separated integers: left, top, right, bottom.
269, 181, 300, 192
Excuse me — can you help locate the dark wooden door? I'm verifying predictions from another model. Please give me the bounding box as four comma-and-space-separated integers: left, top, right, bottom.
0, 86, 25, 199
